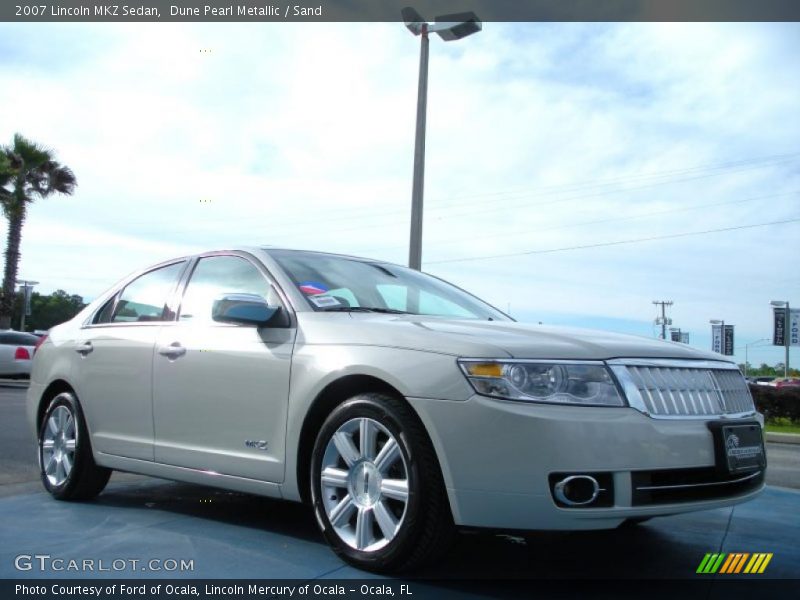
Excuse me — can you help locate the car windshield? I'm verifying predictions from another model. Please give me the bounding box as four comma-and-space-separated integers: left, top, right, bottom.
267, 250, 510, 321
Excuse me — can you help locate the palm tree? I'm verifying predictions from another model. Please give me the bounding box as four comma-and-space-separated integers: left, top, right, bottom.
0, 134, 77, 329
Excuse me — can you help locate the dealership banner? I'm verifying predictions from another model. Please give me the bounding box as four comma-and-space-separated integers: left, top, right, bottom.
723, 325, 734, 356
790, 308, 800, 347
712, 324, 723, 354
773, 307, 786, 346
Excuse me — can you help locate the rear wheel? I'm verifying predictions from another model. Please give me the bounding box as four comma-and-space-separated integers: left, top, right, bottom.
310, 393, 453, 572
39, 392, 111, 501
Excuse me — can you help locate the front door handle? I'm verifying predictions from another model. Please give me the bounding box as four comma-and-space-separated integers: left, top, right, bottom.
75, 341, 93, 356
158, 342, 186, 359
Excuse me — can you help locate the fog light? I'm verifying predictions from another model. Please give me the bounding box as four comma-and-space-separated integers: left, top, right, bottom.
554, 475, 600, 506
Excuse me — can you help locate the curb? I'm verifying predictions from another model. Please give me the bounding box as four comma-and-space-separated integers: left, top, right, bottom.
765, 432, 800, 445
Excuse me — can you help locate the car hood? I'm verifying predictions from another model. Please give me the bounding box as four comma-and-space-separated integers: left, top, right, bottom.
297, 313, 728, 362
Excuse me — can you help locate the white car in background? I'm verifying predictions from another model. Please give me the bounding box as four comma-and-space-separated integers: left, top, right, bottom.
0, 330, 40, 378
27, 248, 766, 572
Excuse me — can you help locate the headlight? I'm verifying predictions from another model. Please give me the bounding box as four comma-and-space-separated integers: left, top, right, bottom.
458, 360, 625, 406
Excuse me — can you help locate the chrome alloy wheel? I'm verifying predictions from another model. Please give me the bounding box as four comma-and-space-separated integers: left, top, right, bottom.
41, 405, 77, 487
320, 417, 409, 552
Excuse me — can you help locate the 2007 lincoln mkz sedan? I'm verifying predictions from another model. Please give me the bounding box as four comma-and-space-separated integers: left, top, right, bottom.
27, 248, 766, 571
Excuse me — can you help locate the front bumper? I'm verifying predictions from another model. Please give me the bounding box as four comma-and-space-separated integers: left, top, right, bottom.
408, 394, 765, 531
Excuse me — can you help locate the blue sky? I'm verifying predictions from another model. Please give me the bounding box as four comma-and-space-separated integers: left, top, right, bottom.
1, 21, 798, 367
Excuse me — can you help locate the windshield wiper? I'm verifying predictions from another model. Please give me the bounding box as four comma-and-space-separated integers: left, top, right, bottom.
319, 306, 413, 314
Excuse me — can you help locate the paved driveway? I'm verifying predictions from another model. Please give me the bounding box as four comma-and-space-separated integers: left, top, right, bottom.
1, 477, 797, 580
2, 383, 798, 584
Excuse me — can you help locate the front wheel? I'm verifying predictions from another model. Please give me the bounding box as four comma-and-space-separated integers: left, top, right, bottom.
310, 393, 453, 572
39, 392, 111, 501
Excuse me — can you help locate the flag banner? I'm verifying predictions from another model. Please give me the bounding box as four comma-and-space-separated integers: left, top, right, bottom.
712, 324, 723, 354
724, 325, 735, 356
789, 308, 800, 347
773, 308, 786, 346
23, 285, 33, 316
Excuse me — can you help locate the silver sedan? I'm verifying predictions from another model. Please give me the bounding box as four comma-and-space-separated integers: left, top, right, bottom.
27, 248, 765, 572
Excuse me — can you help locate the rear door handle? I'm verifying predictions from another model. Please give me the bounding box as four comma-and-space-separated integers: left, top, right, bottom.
75, 341, 93, 356
158, 342, 186, 359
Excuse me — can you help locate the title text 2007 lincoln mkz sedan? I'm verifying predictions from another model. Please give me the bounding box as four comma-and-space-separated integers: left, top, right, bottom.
27, 248, 765, 571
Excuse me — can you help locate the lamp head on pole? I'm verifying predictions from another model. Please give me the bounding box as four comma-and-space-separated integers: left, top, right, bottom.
431, 12, 482, 41
402, 7, 482, 40
401, 7, 427, 35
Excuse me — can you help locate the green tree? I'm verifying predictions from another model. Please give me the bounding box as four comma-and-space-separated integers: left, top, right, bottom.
0, 133, 77, 329
12, 289, 86, 331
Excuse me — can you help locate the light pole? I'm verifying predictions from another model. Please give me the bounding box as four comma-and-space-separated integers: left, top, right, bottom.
771, 300, 791, 378
743, 338, 769, 377
402, 7, 482, 270
710, 319, 725, 355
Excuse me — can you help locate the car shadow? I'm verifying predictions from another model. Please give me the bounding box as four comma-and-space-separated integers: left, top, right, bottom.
93, 477, 714, 580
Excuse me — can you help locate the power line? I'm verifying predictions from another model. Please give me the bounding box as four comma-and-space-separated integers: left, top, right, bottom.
428, 151, 800, 205
429, 156, 800, 221
424, 190, 800, 249
93, 150, 800, 236
425, 217, 800, 265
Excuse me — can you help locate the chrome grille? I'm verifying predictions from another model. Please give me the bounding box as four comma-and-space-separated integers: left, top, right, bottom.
610, 361, 755, 418
713, 369, 755, 415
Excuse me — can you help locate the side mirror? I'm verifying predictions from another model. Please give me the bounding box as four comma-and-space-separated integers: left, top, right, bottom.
212, 294, 282, 327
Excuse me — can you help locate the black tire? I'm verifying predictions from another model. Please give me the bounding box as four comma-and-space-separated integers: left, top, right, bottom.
310, 392, 454, 573
38, 392, 111, 501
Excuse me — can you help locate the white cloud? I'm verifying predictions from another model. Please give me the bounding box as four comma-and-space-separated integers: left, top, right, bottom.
0, 21, 798, 365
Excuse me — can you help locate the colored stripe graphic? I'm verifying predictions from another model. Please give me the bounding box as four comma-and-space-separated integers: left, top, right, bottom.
757, 553, 773, 573
721, 553, 750, 574
733, 553, 749, 573
720, 554, 736, 574
699, 553, 773, 574
697, 553, 726, 574
696, 554, 714, 573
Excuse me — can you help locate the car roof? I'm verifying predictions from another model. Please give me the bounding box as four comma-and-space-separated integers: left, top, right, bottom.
259, 247, 391, 265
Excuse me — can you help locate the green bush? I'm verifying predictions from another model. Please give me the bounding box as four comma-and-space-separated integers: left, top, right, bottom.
749, 385, 800, 423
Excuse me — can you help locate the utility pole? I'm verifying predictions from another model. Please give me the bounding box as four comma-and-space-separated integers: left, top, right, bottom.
653, 300, 673, 340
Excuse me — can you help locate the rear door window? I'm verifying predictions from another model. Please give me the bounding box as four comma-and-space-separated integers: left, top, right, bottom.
107, 262, 186, 323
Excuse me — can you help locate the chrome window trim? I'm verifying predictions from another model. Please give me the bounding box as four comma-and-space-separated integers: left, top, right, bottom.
81, 258, 190, 328
81, 251, 297, 331
174, 251, 296, 329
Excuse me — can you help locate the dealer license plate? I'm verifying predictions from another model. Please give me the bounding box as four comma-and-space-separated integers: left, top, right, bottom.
719, 423, 765, 473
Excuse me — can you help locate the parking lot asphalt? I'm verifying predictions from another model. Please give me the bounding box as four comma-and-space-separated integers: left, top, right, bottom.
0, 478, 799, 580
2, 384, 799, 583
